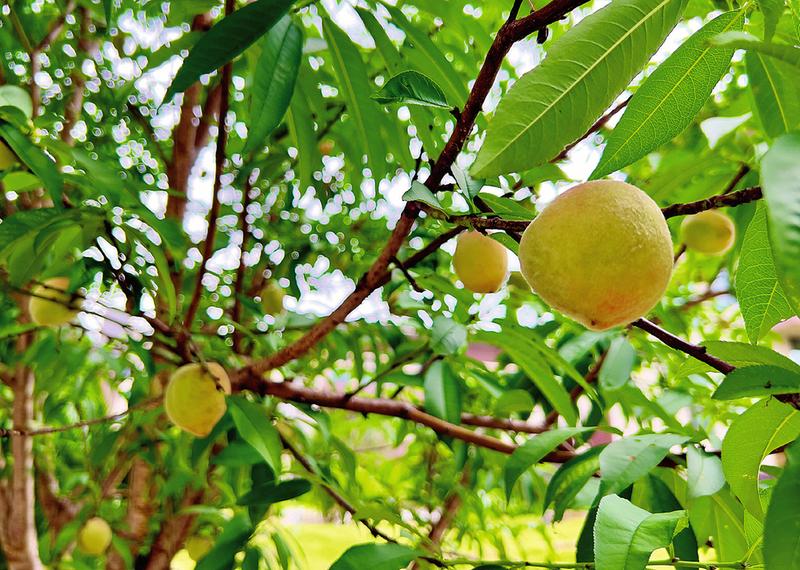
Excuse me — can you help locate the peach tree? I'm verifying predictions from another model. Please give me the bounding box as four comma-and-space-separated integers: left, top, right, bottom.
0, 0, 799, 569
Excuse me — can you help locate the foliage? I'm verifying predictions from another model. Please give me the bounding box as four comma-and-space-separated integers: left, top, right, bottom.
0, 0, 798, 569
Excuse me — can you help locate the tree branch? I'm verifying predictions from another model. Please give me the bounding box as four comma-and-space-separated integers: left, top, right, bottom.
232, 175, 255, 352
419, 186, 764, 233
238, 0, 589, 382
183, 57, 233, 328
279, 432, 402, 544
238, 377, 577, 461
0, 399, 160, 438
660, 186, 762, 219
551, 95, 630, 162
33, 0, 76, 52
631, 318, 735, 374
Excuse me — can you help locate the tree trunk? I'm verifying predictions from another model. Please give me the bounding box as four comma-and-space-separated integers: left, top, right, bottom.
1, 334, 44, 570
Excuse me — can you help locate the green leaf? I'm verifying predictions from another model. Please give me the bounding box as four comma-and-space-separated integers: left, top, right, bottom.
505, 427, 595, 500
286, 73, 318, 191
544, 445, 604, 521
103, 0, 113, 27
382, 4, 466, 107
764, 440, 800, 570
599, 337, 637, 390
686, 445, 725, 499
474, 329, 576, 425
423, 360, 462, 426
0, 85, 33, 119
591, 10, 744, 178
451, 164, 483, 204
746, 51, 800, 138
471, 0, 687, 177
712, 31, 800, 69
372, 70, 449, 108
736, 204, 794, 342
429, 317, 467, 355
476, 194, 534, 220
762, 133, 800, 315
237, 478, 311, 507
714, 365, 800, 400
494, 389, 535, 416
757, 0, 784, 40
356, 8, 402, 74
322, 18, 387, 179
195, 515, 253, 570
244, 16, 302, 154
229, 397, 283, 475
329, 543, 420, 570
0, 122, 62, 207
403, 181, 443, 212
599, 434, 689, 496
0, 171, 40, 193
722, 398, 800, 517
164, 0, 295, 101
594, 495, 687, 570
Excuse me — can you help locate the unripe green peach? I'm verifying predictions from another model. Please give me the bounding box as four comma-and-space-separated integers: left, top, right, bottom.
28, 277, 78, 326
77, 517, 112, 556
452, 231, 508, 293
680, 210, 735, 255
186, 536, 213, 561
0, 141, 16, 170
165, 362, 231, 437
260, 282, 286, 316
519, 180, 673, 331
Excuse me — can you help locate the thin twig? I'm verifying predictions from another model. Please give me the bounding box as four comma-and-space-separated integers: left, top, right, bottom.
419, 186, 765, 234
661, 186, 762, 219
631, 318, 734, 374
721, 164, 751, 195
551, 95, 631, 162
232, 175, 255, 352
279, 432, 399, 544
34, 0, 76, 52
0, 399, 160, 438
184, 57, 233, 328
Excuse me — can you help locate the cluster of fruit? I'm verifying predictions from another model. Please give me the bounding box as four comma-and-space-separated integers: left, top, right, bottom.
452, 181, 735, 330
25, 180, 735, 558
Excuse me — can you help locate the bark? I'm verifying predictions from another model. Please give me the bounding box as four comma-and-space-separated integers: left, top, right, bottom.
142, 489, 205, 570
107, 459, 155, 570
36, 469, 79, 541
0, 335, 44, 570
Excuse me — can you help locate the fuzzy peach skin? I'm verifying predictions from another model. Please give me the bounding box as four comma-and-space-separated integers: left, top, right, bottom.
681, 210, 735, 255
519, 180, 673, 331
165, 362, 231, 437
78, 517, 112, 556
452, 230, 509, 293
28, 277, 78, 326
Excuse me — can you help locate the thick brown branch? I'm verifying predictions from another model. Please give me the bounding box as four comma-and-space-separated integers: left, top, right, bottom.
426, 0, 592, 188
241, 205, 420, 375
460, 413, 547, 434
237, 0, 595, 383
238, 377, 578, 461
